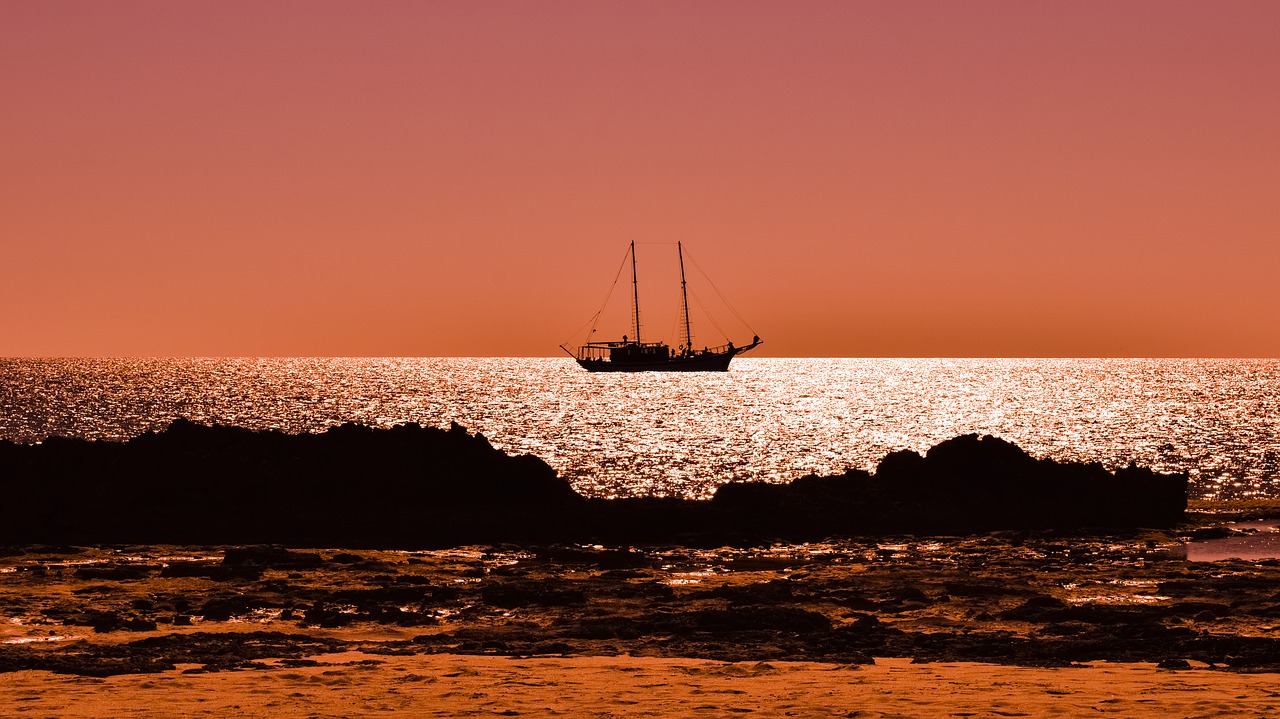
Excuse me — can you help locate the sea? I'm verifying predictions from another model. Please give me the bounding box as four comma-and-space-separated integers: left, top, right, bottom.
2, 358, 1277, 502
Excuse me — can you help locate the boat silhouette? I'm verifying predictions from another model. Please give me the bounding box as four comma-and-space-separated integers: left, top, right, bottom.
561, 242, 761, 372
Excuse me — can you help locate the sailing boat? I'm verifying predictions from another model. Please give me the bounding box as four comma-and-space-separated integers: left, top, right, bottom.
561, 242, 762, 372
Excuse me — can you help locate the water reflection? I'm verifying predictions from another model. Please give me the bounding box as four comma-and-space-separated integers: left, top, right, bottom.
2, 358, 1278, 500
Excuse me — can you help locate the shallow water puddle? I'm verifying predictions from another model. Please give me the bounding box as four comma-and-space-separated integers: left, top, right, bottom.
1183, 521, 1280, 561
3, 634, 84, 645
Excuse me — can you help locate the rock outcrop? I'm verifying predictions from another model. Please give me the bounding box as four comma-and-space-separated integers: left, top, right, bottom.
0, 419, 580, 546
707, 434, 1187, 539
0, 423, 1187, 546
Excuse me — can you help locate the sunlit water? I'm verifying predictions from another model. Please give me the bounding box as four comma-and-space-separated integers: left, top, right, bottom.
2, 358, 1277, 501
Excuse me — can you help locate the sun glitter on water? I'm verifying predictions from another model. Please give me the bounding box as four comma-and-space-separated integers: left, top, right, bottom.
2, 358, 1277, 500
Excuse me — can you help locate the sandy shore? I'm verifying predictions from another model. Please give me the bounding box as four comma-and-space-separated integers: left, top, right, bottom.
4, 652, 1278, 718
4, 523, 1280, 716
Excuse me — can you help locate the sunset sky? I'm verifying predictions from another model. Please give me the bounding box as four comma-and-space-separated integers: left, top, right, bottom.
3, 2, 1278, 357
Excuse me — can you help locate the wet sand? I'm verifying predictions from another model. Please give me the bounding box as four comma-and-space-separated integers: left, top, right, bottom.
4, 652, 1279, 718
3, 520, 1280, 715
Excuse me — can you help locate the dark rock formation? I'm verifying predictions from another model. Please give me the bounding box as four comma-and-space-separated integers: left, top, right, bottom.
708, 434, 1187, 539
0, 423, 1186, 547
0, 420, 580, 547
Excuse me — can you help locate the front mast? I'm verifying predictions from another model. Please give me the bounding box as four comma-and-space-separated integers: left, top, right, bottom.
630, 241, 641, 345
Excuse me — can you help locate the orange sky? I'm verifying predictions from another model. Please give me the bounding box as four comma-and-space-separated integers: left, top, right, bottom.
3, 2, 1278, 357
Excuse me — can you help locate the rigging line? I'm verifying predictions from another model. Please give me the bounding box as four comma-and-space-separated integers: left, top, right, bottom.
683, 248, 760, 337
688, 287, 731, 342
670, 283, 691, 347
562, 310, 601, 347
583, 245, 633, 340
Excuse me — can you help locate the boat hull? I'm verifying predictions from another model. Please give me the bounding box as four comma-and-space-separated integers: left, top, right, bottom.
575, 350, 737, 372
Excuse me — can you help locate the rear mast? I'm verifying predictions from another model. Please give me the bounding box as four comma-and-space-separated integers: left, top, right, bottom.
678, 241, 692, 350
630, 241, 641, 345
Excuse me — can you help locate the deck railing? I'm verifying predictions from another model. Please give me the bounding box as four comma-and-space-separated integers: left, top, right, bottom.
569, 340, 745, 362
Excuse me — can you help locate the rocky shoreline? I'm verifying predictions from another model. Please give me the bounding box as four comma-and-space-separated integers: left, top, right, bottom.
0, 421, 1186, 546
5, 421, 1262, 680
3, 521, 1279, 677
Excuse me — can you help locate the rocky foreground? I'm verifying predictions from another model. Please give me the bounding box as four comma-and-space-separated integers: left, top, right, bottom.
2, 529, 1280, 677
5, 421, 1254, 681
0, 420, 1186, 546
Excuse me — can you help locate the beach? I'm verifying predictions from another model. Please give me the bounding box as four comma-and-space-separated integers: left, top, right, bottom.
5, 653, 1278, 718
4, 522, 1279, 716
0, 416, 1274, 717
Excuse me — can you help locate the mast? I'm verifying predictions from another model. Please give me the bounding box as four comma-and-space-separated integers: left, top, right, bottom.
630, 241, 641, 344
678, 241, 692, 350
